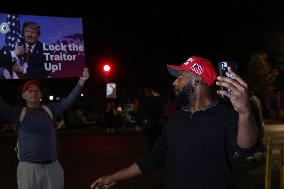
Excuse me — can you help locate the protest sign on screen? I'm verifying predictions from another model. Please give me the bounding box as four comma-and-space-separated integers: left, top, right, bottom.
0, 13, 85, 79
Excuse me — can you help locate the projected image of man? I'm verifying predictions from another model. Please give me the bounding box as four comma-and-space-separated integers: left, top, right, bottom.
12, 21, 49, 79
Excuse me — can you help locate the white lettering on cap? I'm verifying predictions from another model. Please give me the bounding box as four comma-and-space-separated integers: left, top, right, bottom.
184, 57, 194, 65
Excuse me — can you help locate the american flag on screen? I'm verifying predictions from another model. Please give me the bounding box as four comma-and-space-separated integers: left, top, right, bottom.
2, 14, 22, 55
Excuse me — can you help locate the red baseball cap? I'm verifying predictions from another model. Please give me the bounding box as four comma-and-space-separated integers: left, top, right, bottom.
167, 56, 217, 86
22, 80, 40, 93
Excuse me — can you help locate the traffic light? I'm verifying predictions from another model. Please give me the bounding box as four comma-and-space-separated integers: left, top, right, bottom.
103, 64, 111, 73
102, 64, 112, 82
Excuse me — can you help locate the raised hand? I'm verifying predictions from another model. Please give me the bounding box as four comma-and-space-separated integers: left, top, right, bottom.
78, 67, 90, 86
216, 67, 251, 115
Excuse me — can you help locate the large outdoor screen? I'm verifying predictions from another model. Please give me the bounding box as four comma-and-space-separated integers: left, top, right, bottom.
0, 13, 85, 79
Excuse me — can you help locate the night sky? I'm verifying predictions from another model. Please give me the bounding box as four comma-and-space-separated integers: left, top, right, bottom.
1, 1, 284, 99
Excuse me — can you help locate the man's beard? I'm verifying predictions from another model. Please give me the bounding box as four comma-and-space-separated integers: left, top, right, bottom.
174, 83, 195, 110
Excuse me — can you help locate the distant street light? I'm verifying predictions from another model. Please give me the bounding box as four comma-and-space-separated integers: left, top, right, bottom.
49, 96, 54, 101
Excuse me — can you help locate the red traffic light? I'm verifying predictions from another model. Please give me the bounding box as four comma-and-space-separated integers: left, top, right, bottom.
103, 64, 111, 72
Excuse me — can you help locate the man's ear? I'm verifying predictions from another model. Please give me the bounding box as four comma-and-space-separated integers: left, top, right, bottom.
194, 75, 203, 86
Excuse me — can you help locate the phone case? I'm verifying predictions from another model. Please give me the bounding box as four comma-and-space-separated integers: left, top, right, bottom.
217, 60, 238, 93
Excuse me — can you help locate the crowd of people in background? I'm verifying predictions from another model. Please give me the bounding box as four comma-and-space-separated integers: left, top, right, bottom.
0, 87, 266, 138
0, 87, 177, 136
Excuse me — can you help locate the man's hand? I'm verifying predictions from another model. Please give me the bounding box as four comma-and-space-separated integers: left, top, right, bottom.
78, 67, 90, 86
216, 67, 251, 115
217, 67, 259, 148
90, 176, 116, 189
12, 63, 25, 73
90, 163, 142, 189
15, 46, 25, 56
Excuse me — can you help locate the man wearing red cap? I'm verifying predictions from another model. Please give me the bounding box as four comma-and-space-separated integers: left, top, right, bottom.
90, 56, 259, 189
0, 68, 89, 189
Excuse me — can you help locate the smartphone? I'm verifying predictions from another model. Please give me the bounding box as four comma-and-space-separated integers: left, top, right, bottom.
217, 60, 238, 94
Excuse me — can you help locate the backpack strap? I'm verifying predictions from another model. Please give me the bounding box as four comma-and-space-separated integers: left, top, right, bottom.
41, 105, 53, 120
15, 141, 20, 159
15, 107, 27, 160
18, 105, 53, 122
19, 107, 27, 122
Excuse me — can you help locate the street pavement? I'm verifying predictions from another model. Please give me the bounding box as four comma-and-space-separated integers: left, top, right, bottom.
0, 127, 281, 189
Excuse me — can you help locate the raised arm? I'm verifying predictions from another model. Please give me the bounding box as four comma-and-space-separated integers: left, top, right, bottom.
50, 68, 89, 116
0, 95, 21, 124
216, 67, 258, 148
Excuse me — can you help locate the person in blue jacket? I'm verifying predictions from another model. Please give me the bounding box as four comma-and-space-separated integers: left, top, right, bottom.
0, 67, 89, 189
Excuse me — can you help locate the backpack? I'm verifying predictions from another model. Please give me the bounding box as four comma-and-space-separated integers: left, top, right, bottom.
15, 105, 53, 159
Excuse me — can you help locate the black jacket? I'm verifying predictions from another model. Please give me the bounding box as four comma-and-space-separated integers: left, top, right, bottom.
24, 41, 49, 79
